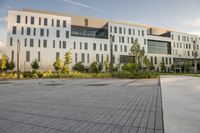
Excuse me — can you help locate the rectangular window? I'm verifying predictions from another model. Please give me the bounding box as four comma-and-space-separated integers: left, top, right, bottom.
110, 26, 112, 33
87, 54, 89, 63
80, 42, 82, 49
104, 44, 107, 51
120, 45, 122, 52
26, 51, 30, 62
162, 57, 164, 63
119, 27, 122, 34
133, 29, 135, 35
169, 58, 171, 65
122, 36, 125, 43
155, 57, 157, 64
30, 39, 34, 47
166, 57, 168, 65
66, 31, 69, 38
63, 41, 66, 49
63, 20, 66, 28
75, 53, 77, 63
53, 40, 55, 48
85, 19, 88, 26
73, 42, 76, 49
12, 26, 17, 34
43, 40, 47, 48
59, 41, 61, 48
99, 44, 102, 51
33, 28, 36, 36
124, 28, 126, 34
81, 53, 85, 63
52, 19, 54, 26
25, 16, 28, 24
150, 57, 153, 64
114, 45, 117, 51
56, 30, 60, 38
142, 30, 144, 36
84, 42, 88, 50
11, 50, 14, 61
144, 39, 146, 45
16, 15, 20, 23
124, 45, 127, 52
27, 27, 31, 35
57, 20, 60, 27
96, 54, 99, 63
38, 39, 40, 47
114, 27, 117, 33
40, 28, 44, 36
47, 29, 49, 37
31, 17, 34, 24
21, 27, 24, 35
138, 30, 140, 36
39, 17, 41, 25
10, 37, 13, 46
93, 43, 96, 50
56, 52, 60, 61
101, 54, 104, 63
44, 18, 48, 26
128, 29, 131, 35
24, 38, 27, 47
38, 51, 40, 62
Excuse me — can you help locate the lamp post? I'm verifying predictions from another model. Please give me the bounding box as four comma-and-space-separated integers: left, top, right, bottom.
17, 39, 20, 80
110, 34, 113, 77
193, 40, 197, 75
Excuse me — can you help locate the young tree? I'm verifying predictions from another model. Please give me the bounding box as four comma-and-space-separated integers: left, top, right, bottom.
53, 58, 64, 74
98, 63, 103, 73
1, 53, 8, 73
72, 62, 85, 72
90, 61, 98, 73
7, 60, 15, 72
31, 59, 39, 72
104, 56, 110, 72
64, 50, 72, 74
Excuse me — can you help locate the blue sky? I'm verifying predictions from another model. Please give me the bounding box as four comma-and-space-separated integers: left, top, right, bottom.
1, 0, 200, 47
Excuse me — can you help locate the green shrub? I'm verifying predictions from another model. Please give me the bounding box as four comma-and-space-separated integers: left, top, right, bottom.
72, 62, 85, 72
23, 71, 33, 78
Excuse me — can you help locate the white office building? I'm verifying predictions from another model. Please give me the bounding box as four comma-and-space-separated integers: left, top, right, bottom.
6, 9, 200, 72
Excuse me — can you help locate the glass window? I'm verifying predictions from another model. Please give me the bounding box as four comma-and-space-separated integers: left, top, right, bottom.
39, 18, 41, 25
43, 40, 47, 48
12, 26, 17, 34
110, 26, 112, 33
25, 16, 28, 24
38, 39, 40, 47
59, 41, 61, 48
10, 37, 13, 46
38, 51, 40, 62
47, 29, 49, 37
100, 44, 102, 51
56, 30, 60, 38
40, 28, 44, 36
75, 53, 77, 63
16, 15, 20, 23
31, 17, 34, 24
84, 42, 88, 50
114, 27, 117, 33
155, 57, 157, 64
119, 27, 122, 34
63, 41, 66, 49
81, 53, 85, 63
56, 52, 60, 61
66, 31, 69, 38
124, 45, 127, 52
21, 27, 24, 35
57, 20, 60, 27
33, 28, 36, 36
96, 54, 99, 63
24, 38, 27, 47
87, 54, 89, 63
73, 42, 76, 49
63, 20, 67, 28
52, 19, 54, 26
80, 42, 82, 49
114, 45, 117, 51
30, 39, 34, 47
44, 18, 48, 26
26, 51, 30, 62
104, 44, 107, 51
138, 30, 140, 36
133, 29, 135, 35
142, 30, 144, 36
27, 27, 31, 35
128, 29, 131, 35
93, 43, 96, 50
147, 40, 171, 55
11, 50, 14, 61
53, 40, 55, 48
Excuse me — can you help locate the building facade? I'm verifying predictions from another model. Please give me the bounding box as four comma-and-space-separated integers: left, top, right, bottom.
6, 9, 200, 72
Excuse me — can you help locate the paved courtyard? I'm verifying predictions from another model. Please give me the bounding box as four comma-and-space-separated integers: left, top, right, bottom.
0, 79, 164, 133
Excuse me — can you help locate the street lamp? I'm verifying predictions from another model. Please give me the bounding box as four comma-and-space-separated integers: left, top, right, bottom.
193, 40, 197, 75
17, 39, 20, 79
110, 34, 114, 77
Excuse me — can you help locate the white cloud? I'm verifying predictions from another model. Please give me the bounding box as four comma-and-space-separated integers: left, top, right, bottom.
62, 0, 103, 12
183, 18, 200, 27
0, 16, 7, 22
